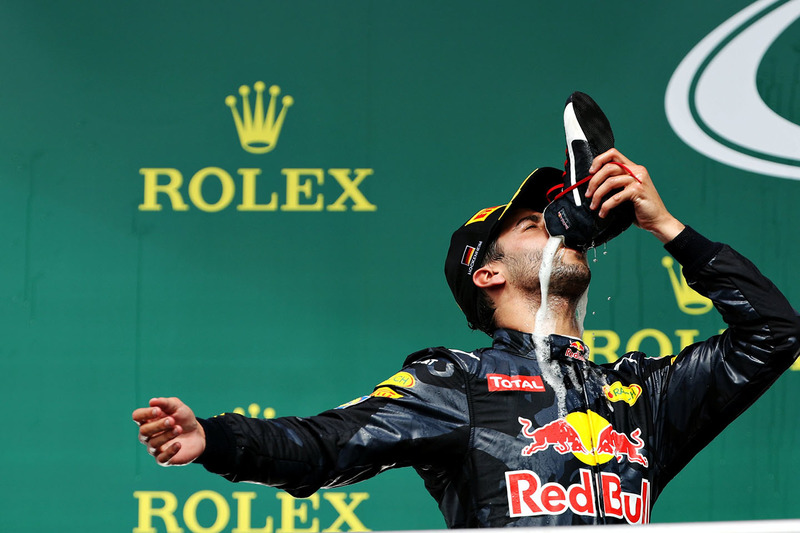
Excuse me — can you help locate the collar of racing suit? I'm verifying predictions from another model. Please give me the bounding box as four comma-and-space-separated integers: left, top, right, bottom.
491, 328, 591, 364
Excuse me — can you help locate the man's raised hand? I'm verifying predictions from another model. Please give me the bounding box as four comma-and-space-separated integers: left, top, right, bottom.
587, 149, 685, 243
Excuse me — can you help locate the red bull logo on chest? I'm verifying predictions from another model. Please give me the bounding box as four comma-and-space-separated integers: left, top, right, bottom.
506, 468, 650, 524
518, 411, 647, 467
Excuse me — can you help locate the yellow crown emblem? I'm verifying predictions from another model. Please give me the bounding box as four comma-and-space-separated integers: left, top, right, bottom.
225, 81, 293, 154
661, 256, 713, 315
233, 402, 276, 419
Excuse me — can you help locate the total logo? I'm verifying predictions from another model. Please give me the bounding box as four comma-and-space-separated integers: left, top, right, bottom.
518, 410, 648, 467
487, 373, 545, 392
138, 80, 376, 213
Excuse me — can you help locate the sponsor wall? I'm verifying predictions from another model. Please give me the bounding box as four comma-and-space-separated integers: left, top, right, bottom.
2, 1, 799, 531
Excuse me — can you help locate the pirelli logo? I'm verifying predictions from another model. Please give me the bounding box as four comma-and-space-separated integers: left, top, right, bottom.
466, 205, 503, 225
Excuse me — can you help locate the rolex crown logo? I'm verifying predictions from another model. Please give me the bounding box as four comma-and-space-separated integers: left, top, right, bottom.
661, 256, 713, 315
233, 402, 277, 419
225, 81, 293, 154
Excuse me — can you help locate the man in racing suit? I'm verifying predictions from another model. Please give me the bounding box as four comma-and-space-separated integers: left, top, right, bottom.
134, 149, 800, 527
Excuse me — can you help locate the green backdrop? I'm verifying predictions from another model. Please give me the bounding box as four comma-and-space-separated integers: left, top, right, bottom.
2, 1, 799, 531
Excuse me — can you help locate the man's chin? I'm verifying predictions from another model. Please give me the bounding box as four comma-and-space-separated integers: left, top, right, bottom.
549, 261, 592, 299
559, 246, 589, 266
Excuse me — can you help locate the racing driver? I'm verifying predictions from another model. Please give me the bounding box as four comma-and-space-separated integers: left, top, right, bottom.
134, 142, 800, 526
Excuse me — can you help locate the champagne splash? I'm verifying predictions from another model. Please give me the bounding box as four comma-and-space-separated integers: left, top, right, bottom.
534, 235, 572, 417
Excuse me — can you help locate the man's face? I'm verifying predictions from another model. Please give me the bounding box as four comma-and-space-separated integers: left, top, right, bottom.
493, 208, 591, 299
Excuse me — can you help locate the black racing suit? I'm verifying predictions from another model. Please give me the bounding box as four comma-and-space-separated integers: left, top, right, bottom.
197, 227, 800, 527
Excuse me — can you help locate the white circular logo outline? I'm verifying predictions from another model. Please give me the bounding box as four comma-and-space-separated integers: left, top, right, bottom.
665, 0, 800, 180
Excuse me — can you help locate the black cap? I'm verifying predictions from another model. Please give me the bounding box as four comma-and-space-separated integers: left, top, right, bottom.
444, 167, 564, 332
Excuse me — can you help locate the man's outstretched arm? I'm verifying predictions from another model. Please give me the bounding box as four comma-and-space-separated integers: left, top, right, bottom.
132, 397, 206, 466
131, 348, 472, 499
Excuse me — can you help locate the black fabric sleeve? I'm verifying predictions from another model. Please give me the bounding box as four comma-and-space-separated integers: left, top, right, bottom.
663, 225, 723, 275
195, 417, 237, 473
647, 239, 800, 487
193, 347, 472, 497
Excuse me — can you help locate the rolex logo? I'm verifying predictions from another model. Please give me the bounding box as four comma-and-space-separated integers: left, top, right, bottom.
225, 81, 293, 154
661, 256, 713, 315
233, 402, 277, 419
140, 81, 377, 213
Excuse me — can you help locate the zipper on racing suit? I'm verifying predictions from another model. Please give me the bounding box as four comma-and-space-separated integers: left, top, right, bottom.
574, 357, 607, 525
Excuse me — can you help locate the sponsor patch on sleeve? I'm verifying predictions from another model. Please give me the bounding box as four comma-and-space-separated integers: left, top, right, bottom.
376, 371, 416, 389
370, 387, 403, 399
335, 396, 371, 409
602, 382, 642, 406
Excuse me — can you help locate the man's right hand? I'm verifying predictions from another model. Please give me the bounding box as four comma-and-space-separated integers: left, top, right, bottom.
587, 149, 685, 244
132, 397, 206, 466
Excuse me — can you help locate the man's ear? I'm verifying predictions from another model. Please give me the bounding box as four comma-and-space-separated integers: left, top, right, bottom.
473, 263, 505, 289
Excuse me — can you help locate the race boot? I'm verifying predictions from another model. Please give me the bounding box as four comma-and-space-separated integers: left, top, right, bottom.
543, 91, 634, 251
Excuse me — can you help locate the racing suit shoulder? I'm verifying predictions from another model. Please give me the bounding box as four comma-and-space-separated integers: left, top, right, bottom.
403, 345, 482, 377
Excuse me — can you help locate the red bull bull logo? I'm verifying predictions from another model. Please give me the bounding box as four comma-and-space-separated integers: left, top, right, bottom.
595, 426, 647, 467
505, 468, 650, 524
519, 418, 587, 455
517, 411, 648, 467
